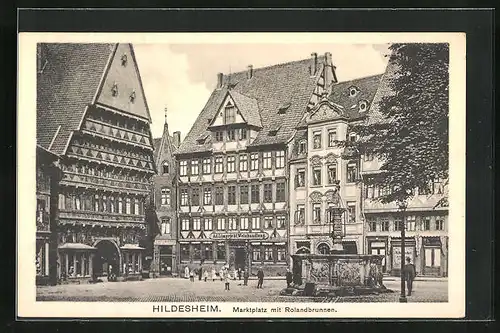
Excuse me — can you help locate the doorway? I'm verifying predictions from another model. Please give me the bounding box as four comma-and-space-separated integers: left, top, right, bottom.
94, 240, 120, 278
370, 242, 387, 273
234, 248, 246, 270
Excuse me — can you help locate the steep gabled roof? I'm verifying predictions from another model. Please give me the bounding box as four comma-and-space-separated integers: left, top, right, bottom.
176, 56, 325, 155
228, 90, 262, 128
328, 73, 384, 120
37, 43, 115, 155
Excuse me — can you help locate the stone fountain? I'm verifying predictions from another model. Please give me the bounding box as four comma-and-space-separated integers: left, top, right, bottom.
282, 181, 393, 297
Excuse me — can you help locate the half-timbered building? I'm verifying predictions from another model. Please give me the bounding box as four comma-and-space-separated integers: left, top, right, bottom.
36, 43, 156, 283
175, 53, 338, 276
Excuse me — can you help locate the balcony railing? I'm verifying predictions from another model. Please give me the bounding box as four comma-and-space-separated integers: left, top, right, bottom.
58, 209, 144, 223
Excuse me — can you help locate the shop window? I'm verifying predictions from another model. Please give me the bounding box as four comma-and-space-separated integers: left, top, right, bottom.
202, 158, 211, 174
217, 242, 226, 260
204, 218, 213, 231
250, 153, 259, 171
239, 154, 248, 171
275, 151, 285, 169
277, 246, 286, 261
252, 247, 262, 261
264, 246, 274, 261
425, 248, 441, 267
203, 187, 212, 206
161, 218, 171, 234
263, 184, 273, 203
313, 132, 322, 149
317, 243, 330, 255
251, 216, 260, 230
227, 186, 236, 205
214, 156, 224, 173
240, 185, 249, 204
203, 244, 213, 260
295, 169, 305, 188
264, 216, 273, 229
180, 245, 190, 261
180, 160, 188, 176
277, 216, 286, 229
180, 188, 189, 206
240, 217, 249, 231
192, 245, 201, 260
263, 152, 272, 169
215, 186, 224, 205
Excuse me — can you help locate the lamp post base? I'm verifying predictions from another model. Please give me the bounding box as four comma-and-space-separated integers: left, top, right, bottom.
399, 295, 407, 303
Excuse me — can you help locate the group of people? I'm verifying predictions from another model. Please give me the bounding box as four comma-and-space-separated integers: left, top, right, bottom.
183, 265, 267, 290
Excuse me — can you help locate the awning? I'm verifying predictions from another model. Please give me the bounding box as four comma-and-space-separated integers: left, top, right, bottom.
58, 243, 96, 250
120, 244, 145, 251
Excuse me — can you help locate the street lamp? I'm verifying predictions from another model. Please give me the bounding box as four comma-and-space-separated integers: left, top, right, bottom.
396, 198, 408, 303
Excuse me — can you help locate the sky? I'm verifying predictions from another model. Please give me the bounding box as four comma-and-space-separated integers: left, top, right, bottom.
133, 43, 391, 140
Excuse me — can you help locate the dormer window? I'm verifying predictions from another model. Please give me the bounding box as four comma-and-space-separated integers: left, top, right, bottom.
298, 140, 307, 154
162, 162, 169, 174
129, 90, 136, 103
278, 102, 291, 114
359, 100, 368, 112
268, 125, 281, 137
121, 54, 128, 66
215, 131, 224, 142
349, 86, 359, 97
111, 82, 118, 97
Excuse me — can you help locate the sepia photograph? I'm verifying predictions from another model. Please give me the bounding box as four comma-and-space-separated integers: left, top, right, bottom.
17, 32, 466, 318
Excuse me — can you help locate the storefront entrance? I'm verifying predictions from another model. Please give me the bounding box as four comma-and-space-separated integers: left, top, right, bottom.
369, 240, 387, 273
94, 240, 120, 277
234, 248, 246, 270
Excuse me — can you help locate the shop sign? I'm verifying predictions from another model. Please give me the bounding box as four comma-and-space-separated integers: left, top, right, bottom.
210, 232, 269, 240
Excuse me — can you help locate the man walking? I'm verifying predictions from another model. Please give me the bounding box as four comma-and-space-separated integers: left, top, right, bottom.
402, 257, 416, 296
257, 267, 264, 289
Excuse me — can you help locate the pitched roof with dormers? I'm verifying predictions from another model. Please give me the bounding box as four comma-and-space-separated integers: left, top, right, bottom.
228, 90, 262, 128
176, 56, 327, 155
37, 43, 151, 155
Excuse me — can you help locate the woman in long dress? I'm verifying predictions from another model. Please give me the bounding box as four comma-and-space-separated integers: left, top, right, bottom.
211, 267, 217, 282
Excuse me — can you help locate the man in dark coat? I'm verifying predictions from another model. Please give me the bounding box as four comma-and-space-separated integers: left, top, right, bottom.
285, 268, 293, 288
402, 257, 416, 296
243, 269, 249, 286
257, 268, 264, 288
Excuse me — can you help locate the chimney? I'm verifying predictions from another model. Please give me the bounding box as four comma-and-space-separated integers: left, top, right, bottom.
173, 131, 181, 147
217, 72, 223, 89
310, 52, 318, 75
247, 65, 253, 79
323, 52, 334, 94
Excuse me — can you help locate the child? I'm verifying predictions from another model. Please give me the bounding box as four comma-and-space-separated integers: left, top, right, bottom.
189, 270, 194, 282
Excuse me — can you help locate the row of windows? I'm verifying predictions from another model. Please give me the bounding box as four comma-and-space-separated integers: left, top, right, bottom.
179, 151, 285, 176
180, 216, 287, 231
295, 162, 358, 188
58, 192, 143, 215
179, 182, 286, 206
309, 129, 357, 150
179, 243, 287, 263
214, 128, 248, 142
364, 180, 445, 199
367, 216, 446, 232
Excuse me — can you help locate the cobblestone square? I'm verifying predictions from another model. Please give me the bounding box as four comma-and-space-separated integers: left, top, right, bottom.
36, 277, 448, 303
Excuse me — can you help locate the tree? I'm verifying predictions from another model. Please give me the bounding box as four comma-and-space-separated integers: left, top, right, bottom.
342, 43, 449, 204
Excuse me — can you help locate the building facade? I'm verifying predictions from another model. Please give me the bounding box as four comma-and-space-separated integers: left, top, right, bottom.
36, 43, 156, 283
151, 109, 181, 277
289, 74, 383, 257
175, 53, 337, 276
36, 145, 61, 285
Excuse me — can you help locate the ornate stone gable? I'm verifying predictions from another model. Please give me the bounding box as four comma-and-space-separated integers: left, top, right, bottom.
307, 98, 345, 124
